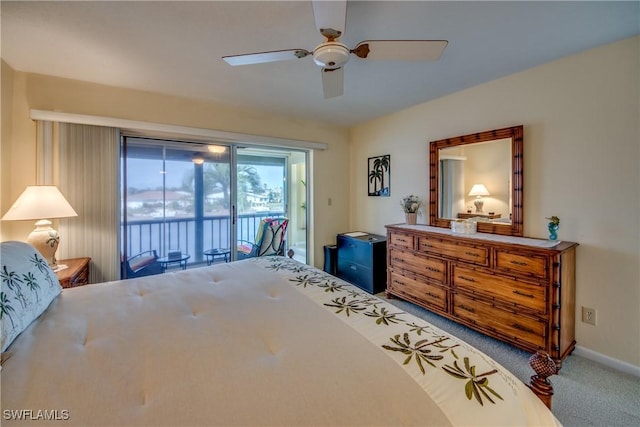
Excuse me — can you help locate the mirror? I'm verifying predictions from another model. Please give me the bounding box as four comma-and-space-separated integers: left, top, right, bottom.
429, 125, 523, 236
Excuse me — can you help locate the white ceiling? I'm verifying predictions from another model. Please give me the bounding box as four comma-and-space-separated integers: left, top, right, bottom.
2, 1, 638, 127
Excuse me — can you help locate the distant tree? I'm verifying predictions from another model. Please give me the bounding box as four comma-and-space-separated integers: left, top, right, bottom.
181, 163, 263, 211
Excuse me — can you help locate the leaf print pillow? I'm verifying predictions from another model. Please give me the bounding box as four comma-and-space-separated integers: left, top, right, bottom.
1, 241, 62, 352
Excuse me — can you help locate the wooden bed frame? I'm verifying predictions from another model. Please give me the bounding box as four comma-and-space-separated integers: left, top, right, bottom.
529, 350, 559, 409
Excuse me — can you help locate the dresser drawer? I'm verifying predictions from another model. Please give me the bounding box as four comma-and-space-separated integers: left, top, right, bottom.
417, 237, 489, 266
388, 272, 447, 311
337, 236, 372, 265
494, 250, 549, 279
389, 249, 446, 283
452, 292, 546, 350
389, 232, 414, 250
452, 265, 547, 314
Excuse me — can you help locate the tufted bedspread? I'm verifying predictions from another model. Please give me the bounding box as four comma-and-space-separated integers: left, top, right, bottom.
1, 256, 560, 426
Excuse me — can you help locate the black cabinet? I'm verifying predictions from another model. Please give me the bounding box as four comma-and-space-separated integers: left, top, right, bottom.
336, 232, 387, 294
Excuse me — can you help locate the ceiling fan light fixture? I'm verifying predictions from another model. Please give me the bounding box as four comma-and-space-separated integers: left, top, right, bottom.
312, 42, 350, 69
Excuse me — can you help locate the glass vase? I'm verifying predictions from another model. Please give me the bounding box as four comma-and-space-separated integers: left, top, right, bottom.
548, 223, 559, 241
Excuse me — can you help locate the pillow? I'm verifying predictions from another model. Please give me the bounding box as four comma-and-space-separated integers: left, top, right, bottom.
258, 226, 280, 256
129, 255, 157, 273
238, 244, 253, 255
1, 241, 62, 352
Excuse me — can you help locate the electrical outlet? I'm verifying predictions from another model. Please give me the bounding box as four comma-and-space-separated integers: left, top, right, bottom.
582, 307, 597, 325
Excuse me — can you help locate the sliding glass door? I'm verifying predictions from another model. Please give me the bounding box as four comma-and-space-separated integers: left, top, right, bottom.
121, 137, 308, 277
121, 137, 232, 276
235, 147, 307, 263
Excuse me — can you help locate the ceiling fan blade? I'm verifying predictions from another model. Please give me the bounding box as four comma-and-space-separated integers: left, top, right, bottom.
321, 67, 343, 99
312, 0, 346, 40
353, 40, 448, 61
223, 49, 310, 66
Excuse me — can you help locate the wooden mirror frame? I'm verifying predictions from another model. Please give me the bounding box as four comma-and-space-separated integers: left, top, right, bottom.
429, 125, 524, 236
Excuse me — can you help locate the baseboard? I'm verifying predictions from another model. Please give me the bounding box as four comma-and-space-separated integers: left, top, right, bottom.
573, 345, 640, 378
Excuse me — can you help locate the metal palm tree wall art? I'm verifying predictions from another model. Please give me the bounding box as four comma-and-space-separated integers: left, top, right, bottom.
368, 154, 390, 196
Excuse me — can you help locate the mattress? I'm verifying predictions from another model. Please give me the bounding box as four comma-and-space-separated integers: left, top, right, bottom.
1, 256, 559, 426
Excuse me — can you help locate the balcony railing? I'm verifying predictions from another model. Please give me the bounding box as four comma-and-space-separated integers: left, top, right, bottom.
122, 212, 284, 265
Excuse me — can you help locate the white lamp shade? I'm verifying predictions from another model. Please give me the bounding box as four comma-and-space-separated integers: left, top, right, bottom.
468, 184, 490, 197
2, 186, 77, 221
2, 186, 77, 268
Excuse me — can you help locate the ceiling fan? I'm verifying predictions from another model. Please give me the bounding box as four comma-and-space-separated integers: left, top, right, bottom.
222, 0, 447, 99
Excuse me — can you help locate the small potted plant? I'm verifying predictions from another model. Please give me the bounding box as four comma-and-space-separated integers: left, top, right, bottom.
401, 194, 422, 225
546, 216, 560, 241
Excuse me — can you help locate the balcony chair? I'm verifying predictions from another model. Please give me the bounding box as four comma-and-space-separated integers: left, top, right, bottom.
237, 217, 289, 260
122, 249, 163, 279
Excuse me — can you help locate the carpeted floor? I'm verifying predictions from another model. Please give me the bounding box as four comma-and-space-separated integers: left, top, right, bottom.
381, 294, 640, 427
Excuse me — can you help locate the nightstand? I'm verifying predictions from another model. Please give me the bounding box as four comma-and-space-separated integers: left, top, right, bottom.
55, 257, 91, 288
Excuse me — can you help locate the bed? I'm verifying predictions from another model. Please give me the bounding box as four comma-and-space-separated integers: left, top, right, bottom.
1, 241, 559, 426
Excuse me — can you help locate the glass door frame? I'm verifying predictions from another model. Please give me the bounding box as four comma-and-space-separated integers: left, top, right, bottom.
121, 135, 310, 274
231, 144, 309, 264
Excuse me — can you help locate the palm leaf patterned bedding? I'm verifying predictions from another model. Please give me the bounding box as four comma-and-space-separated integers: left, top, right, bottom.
255, 256, 558, 426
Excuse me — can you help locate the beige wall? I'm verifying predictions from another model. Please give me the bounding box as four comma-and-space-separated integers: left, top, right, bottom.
1, 61, 15, 230
0, 65, 350, 268
349, 36, 640, 368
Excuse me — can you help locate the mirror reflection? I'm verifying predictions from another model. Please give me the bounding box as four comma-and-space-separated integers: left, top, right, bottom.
438, 138, 512, 224
429, 125, 523, 236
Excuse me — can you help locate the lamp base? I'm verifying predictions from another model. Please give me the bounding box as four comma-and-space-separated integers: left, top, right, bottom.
473, 198, 484, 213
26, 219, 60, 268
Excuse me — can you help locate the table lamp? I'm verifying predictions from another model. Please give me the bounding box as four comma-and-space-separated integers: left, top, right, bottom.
2, 185, 78, 269
468, 184, 490, 213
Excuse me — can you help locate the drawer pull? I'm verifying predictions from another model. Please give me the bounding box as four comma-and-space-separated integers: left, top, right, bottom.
458, 304, 475, 313
458, 275, 476, 282
426, 292, 440, 300
397, 238, 407, 243
512, 323, 535, 334
510, 260, 528, 266
513, 290, 535, 298
425, 266, 440, 273
421, 243, 433, 248
464, 251, 480, 257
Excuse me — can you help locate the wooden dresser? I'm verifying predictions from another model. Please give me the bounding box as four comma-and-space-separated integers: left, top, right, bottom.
55, 257, 91, 288
336, 232, 387, 294
385, 224, 577, 368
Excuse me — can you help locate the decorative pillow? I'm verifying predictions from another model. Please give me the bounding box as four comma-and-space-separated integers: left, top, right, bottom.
129, 255, 157, 273
258, 226, 279, 256
1, 241, 62, 352
238, 244, 253, 255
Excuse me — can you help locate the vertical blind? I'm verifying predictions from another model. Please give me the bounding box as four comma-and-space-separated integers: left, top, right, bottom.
57, 123, 120, 282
